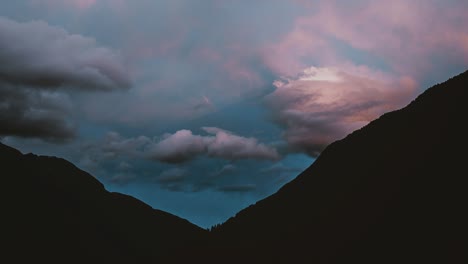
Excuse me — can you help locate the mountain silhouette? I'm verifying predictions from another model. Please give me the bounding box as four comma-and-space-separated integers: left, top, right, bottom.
1, 143, 207, 263
210, 70, 468, 263
2, 71, 467, 263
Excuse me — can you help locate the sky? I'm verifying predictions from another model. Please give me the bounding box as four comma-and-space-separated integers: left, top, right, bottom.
1, 0, 467, 228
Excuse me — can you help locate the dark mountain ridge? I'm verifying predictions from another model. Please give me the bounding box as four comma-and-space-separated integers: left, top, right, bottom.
1, 143, 207, 263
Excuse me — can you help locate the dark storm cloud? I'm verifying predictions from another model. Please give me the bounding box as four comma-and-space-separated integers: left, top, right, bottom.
0, 83, 75, 142
0, 16, 131, 141
0, 16, 130, 90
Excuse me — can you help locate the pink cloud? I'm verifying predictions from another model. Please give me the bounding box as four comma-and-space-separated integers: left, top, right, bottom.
265, 0, 468, 78
261, 1, 467, 156
265, 66, 417, 156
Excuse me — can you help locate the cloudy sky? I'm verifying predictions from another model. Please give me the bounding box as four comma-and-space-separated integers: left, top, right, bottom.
1, 0, 467, 228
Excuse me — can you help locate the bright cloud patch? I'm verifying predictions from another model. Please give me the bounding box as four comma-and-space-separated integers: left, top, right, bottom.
149, 127, 280, 163
266, 66, 417, 156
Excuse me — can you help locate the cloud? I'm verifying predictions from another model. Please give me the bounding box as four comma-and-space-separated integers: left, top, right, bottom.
100, 132, 151, 158
77, 131, 152, 167
258, 0, 467, 157
264, 0, 468, 78
60, 0, 295, 125
316, 0, 468, 76
148, 127, 280, 163
265, 66, 417, 156
74, 129, 278, 192
0, 16, 130, 141
0, 83, 76, 142
148, 130, 207, 163
0, 16, 130, 90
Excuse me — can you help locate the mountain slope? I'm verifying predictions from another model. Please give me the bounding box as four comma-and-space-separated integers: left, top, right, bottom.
211, 71, 468, 263
1, 143, 207, 263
